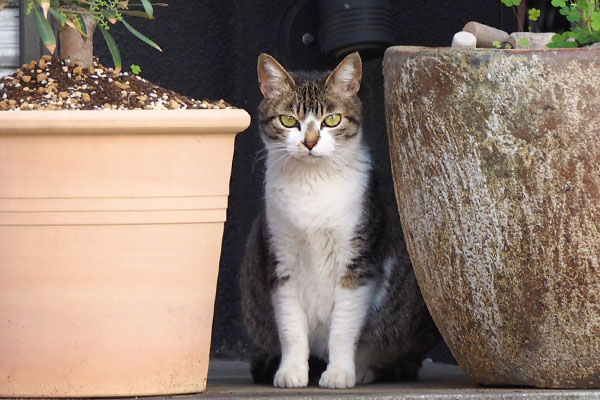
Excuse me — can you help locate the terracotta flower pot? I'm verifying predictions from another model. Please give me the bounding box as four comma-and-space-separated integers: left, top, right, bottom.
0, 109, 250, 397
383, 46, 600, 388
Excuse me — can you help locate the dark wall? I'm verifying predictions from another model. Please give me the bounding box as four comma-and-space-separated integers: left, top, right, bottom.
95, 0, 505, 361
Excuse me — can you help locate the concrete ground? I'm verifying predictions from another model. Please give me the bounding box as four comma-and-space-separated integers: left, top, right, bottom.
181, 360, 600, 400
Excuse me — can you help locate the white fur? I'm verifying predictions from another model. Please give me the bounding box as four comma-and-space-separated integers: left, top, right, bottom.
333, 63, 357, 85
372, 257, 395, 311
265, 126, 373, 388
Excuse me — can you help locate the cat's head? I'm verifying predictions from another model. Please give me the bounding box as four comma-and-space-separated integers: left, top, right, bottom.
257, 53, 362, 163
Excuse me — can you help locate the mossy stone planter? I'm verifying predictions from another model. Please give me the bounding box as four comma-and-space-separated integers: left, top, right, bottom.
383, 46, 600, 388
0, 109, 250, 397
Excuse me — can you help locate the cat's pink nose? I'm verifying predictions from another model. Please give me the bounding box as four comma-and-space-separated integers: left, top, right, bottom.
304, 140, 317, 150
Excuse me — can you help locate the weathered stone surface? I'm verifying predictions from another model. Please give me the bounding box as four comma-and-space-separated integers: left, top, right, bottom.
511, 32, 556, 49
383, 46, 600, 388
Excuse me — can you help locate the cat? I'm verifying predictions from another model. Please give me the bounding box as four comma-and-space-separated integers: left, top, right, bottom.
240, 52, 440, 389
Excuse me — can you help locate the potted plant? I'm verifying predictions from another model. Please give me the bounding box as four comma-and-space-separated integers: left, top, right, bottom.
0, 1, 250, 397
383, 0, 600, 389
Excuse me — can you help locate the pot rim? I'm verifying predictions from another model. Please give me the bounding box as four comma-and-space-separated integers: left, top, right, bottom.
0, 108, 251, 136
385, 44, 600, 55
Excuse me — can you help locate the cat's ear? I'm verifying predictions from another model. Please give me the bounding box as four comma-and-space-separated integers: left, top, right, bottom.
257, 53, 295, 99
325, 52, 362, 98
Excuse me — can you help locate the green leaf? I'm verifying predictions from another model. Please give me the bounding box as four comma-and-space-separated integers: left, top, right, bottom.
74, 14, 87, 37
518, 37, 531, 47
492, 40, 502, 48
101, 8, 118, 21
592, 11, 600, 31
547, 32, 579, 48
99, 25, 122, 70
566, 10, 581, 23
551, 0, 567, 7
32, 3, 56, 54
130, 64, 142, 75
120, 10, 154, 19
547, 40, 578, 48
529, 8, 541, 21
47, 7, 68, 24
127, 2, 168, 7
120, 18, 162, 51
578, 0, 590, 13
501, 0, 520, 6
140, 0, 153, 18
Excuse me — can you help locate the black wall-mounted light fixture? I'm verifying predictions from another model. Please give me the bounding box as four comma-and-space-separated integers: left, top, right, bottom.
278, 0, 395, 71
318, 0, 395, 59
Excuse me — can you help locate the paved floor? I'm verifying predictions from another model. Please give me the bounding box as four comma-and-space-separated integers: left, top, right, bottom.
181, 360, 600, 400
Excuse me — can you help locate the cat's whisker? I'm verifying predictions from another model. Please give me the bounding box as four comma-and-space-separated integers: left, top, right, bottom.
327, 149, 351, 171
252, 146, 289, 176
259, 148, 286, 163
325, 154, 345, 171
270, 151, 292, 171
282, 153, 294, 176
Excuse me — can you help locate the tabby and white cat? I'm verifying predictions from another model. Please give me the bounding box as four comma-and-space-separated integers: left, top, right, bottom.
240, 52, 439, 388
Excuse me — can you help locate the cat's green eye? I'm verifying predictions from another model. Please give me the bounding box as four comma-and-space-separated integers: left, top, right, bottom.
280, 115, 299, 128
323, 113, 342, 127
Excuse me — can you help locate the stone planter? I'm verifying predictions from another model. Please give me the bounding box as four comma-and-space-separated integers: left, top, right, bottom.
383, 46, 600, 388
0, 109, 250, 397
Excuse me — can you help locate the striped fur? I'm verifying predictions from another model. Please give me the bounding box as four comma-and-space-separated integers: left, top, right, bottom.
241, 53, 440, 389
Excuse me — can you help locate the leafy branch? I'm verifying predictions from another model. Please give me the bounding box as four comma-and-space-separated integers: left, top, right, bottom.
501, 0, 600, 47
25, 0, 167, 72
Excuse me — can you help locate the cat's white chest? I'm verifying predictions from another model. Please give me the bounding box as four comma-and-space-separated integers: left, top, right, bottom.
266, 164, 366, 232
265, 161, 369, 357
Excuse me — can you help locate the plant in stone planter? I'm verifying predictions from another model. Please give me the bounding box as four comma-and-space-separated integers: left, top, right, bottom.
0, 1, 250, 398
454, 0, 600, 50
383, 43, 600, 388
501, 0, 600, 47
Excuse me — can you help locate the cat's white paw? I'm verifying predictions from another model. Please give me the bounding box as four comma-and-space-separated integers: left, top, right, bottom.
319, 365, 356, 388
273, 364, 309, 388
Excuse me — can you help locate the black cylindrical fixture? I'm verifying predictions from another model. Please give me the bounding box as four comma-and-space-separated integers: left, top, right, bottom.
319, 0, 395, 59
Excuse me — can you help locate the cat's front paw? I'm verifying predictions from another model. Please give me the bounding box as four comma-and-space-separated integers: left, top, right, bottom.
319, 365, 356, 388
273, 364, 309, 388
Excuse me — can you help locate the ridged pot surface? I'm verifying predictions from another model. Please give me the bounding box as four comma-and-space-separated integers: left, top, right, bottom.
383, 46, 600, 388
0, 109, 250, 397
